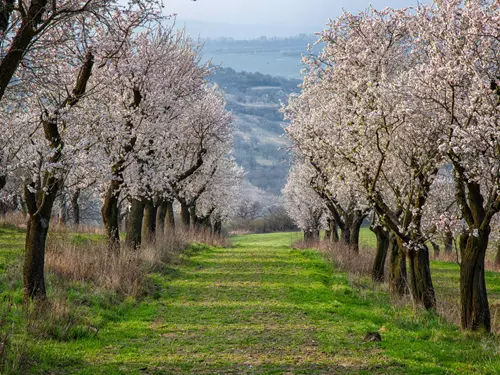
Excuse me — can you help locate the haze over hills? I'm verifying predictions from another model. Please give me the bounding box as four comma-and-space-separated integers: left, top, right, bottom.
202, 37, 311, 195
176, 19, 322, 40
209, 67, 301, 195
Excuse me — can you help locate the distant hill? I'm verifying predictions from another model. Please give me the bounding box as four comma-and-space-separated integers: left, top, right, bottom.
209, 67, 301, 195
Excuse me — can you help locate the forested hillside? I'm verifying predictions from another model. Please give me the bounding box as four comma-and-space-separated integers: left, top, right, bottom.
211, 68, 301, 194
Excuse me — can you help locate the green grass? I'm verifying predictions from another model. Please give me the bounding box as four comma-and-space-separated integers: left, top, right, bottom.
2, 228, 500, 373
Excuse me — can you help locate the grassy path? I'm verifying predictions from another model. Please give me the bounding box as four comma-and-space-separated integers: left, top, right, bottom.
6, 232, 500, 374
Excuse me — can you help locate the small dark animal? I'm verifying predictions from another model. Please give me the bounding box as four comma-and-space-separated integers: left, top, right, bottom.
363, 332, 382, 342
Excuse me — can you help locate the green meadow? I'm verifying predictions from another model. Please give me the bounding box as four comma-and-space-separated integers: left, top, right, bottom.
1, 228, 500, 374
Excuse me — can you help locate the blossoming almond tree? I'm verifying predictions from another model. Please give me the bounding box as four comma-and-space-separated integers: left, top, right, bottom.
77, 26, 209, 249
409, 0, 500, 330
284, 8, 444, 309
283, 161, 325, 240
8, 5, 161, 301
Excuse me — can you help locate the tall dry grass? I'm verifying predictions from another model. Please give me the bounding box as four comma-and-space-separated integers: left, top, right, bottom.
293, 238, 500, 332
293, 239, 379, 279
45, 227, 229, 297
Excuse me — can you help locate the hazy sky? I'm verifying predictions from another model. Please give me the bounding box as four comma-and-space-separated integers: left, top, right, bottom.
167, 0, 429, 27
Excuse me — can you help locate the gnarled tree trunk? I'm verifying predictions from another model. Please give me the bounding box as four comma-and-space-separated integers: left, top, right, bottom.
460, 228, 490, 331
165, 200, 175, 231
71, 189, 80, 226
189, 206, 199, 231
125, 198, 145, 249
389, 236, 407, 296
214, 219, 222, 236
156, 199, 167, 240
24, 52, 94, 301
142, 200, 156, 244
349, 214, 365, 253
430, 241, 440, 259
180, 201, 190, 227
371, 226, 389, 283
445, 231, 453, 254
407, 245, 436, 310
101, 180, 121, 251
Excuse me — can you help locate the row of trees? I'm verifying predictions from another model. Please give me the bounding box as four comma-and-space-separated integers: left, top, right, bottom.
0, 1, 242, 302
283, 0, 500, 332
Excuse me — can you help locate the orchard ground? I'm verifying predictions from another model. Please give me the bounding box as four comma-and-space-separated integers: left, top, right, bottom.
2, 227, 500, 374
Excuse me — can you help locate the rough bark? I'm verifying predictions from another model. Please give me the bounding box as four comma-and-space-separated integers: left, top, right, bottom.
331, 220, 339, 242
125, 198, 145, 249
180, 201, 190, 227
407, 245, 436, 310
101, 180, 121, 251
349, 214, 365, 253
156, 200, 167, 240
0, 0, 48, 101
214, 219, 222, 235
0, 175, 6, 191
142, 200, 157, 244
58, 191, 69, 225
460, 228, 490, 331
371, 226, 389, 283
71, 189, 80, 226
189, 206, 199, 230
23, 52, 93, 301
165, 200, 175, 231
444, 231, 453, 254
430, 241, 440, 259
389, 236, 408, 296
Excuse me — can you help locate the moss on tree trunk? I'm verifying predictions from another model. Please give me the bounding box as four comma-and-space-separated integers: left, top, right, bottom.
371, 226, 389, 283
24, 214, 49, 300
389, 236, 408, 296
407, 245, 436, 310
460, 229, 490, 331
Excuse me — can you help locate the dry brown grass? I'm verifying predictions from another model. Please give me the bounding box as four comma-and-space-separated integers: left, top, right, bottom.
45, 227, 228, 297
293, 239, 379, 279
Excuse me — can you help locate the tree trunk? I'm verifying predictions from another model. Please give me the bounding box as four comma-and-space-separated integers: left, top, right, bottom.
189, 206, 199, 230
180, 201, 190, 227
24, 214, 49, 300
460, 228, 490, 331
331, 220, 339, 242
445, 231, 453, 254
340, 227, 350, 246
71, 189, 80, 226
325, 229, 331, 242
156, 200, 167, 240
23, 51, 93, 302
371, 226, 389, 283
312, 230, 320, 241
58, 191, 69, 226
101, 181, 121, 251
389, 236, 408, 296
165, 200, 175, 231
214, 219, 222, 235
407, 245, 436, 310
430, 241, 440, 259
125, 198, 145, 250
349, 215, 365, 253
142, 200, 157, 244
0, 0, 48, 101
0, 175, 6, 191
